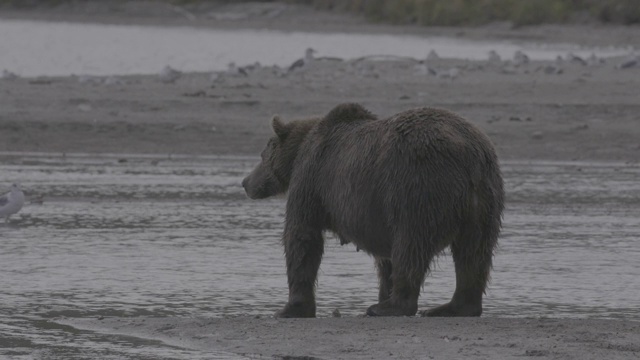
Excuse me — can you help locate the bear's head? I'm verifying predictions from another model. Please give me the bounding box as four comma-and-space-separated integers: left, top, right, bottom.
242, 115, 315, 199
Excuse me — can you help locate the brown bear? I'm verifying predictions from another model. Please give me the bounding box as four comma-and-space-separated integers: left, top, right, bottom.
242, 103, 504, 318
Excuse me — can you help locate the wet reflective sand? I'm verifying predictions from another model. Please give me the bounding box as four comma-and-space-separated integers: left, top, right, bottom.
1, 154, 638, 359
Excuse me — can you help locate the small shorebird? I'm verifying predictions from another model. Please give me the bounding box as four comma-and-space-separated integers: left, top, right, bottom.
0, 183, 25, 223
288, 48, 317, 72
227, 62, 249, 77
488, 50, 501, 63
1, 69, 19, 80
158, 65, 182, 84
513, 50, 530, 66
427, 49, 440, 61
566, 53, 587, 66
586, 53, 605, 66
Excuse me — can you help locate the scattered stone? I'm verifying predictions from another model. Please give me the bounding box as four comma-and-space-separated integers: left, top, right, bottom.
351, 61, 378, 78
617, 55, 639, 69
77, 75, 103, 85
414, 62, 437, 76
399, 95, 411, 100
104, 76, 126, 85
331, 308, 341, 318
77, 104, 93, 112
574, 124, 589, 131
525, 349, 550, 357
28, 78, 52, 85
182, 90, 207, 97
117, 158, 128, 163
30, 196, 44, 205
438, 67, 460, 80
441, 335, 461, 342
243, 61, 262, 72
268, 65, 286, 78
542, 65, 563, 75
500, 66, 518, 75
210, 72, 222, 85
509, 116, 522, 122
531, 131, 544, 140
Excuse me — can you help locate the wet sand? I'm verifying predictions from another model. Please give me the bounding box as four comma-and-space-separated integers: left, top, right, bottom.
2, 53, 640, 162
2, 2, 640, 359
61, 316, 640, 360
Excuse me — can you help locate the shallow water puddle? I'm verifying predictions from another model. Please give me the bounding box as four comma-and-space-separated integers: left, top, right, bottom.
0, 154, 638, 359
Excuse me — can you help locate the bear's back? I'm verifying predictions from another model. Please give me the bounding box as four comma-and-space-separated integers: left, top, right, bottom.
376, 107, 496, 163
306, 105, 496, 168
316, 104, 491, 153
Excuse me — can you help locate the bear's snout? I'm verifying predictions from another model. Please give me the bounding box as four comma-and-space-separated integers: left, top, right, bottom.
242, 175, 260, 199
241, 176, 248, 190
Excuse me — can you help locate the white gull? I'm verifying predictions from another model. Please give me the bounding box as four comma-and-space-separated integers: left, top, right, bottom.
0, 183, 25, 223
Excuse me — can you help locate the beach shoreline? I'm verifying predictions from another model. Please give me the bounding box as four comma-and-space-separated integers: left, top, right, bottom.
2, 1, 639, 162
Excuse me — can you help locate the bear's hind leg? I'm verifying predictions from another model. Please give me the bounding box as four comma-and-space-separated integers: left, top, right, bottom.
422, 235, 494, 317
375, 257, 393, 303
423, 186, 501, 317
367, 243, 432, 317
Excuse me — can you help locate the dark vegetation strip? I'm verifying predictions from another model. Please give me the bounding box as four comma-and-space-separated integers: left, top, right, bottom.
1, 0, 639, 26
283, 0, 640, 26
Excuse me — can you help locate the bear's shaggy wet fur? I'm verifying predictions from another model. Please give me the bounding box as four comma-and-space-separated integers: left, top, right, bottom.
242, 103, 504, 317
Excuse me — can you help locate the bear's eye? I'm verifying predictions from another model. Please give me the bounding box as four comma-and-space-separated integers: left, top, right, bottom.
261, 139, 275, 160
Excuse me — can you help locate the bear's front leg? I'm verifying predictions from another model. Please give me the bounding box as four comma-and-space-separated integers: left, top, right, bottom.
375, 257, 393, 303
275, 226, 324, 318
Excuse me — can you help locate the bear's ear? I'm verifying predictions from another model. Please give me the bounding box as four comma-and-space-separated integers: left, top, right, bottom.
271, 115, 289, 140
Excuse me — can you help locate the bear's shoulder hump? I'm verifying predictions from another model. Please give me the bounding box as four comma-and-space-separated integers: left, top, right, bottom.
321, 103, 376, 128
